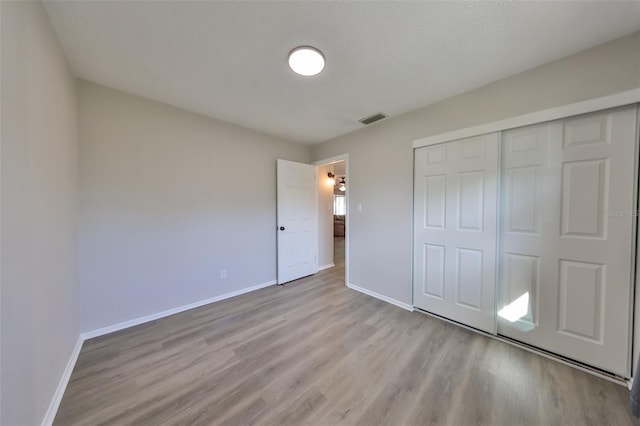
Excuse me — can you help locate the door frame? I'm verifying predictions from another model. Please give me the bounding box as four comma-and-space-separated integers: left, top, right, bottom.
312, 154, 350, 287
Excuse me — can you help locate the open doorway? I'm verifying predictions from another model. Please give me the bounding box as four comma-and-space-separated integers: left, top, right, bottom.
314, 155, 349, 286
331, 161, 346, 268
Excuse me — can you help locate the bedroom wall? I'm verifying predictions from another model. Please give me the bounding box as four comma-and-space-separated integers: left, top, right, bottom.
1, 1, 80, 424
310, 32, 640, 308
78, 81, 311, 332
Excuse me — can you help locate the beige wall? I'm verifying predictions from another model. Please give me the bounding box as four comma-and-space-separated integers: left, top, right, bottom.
1, 1, 80, 424
78, 81, 310, 332
311, 32, 640, 306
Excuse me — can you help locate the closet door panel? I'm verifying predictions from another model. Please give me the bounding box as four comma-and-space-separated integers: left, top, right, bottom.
498, 106, 637, 376
557, 106, 636, 376
414, 133, 499, 334
499, 122, 561, 333
501, 253, 539, 327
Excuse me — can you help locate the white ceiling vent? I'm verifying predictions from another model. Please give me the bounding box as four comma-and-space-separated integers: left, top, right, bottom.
359, 113, 387, 125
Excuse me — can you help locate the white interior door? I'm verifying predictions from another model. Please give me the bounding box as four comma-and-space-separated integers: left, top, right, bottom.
498, 106, 637, 376
413, 133, 499, 334
277, 159, 317, 284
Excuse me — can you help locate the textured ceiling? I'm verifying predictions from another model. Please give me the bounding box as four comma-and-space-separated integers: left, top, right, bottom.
43, 1, 640, 144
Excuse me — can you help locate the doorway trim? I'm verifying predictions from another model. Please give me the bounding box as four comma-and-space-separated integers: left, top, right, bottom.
313, 154, 350, 288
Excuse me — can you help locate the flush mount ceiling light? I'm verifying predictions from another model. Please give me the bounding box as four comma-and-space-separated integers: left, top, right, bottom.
338, 177, 346, 192
288, 46, 325, 77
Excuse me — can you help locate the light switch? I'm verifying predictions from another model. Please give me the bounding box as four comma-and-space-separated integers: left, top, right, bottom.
357, 203, 363, 212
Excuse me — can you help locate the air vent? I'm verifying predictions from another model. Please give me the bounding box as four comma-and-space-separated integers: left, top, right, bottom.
359, 112, 387, 125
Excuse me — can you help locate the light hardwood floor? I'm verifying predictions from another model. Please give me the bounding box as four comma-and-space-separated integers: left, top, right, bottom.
55, 238, 636, 425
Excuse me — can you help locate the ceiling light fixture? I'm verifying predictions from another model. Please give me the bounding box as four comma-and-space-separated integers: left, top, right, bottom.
339, 177, 346, 192
288, 46, 325, 77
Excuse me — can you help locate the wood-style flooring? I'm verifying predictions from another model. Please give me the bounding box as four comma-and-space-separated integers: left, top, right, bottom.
55, 237, 636, 425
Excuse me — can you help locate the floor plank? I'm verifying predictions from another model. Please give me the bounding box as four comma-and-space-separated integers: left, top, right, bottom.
55, 237, 636, 425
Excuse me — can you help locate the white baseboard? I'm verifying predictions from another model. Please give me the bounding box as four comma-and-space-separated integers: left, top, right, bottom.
318, 263, 335, 271
346, 282, 414, 312
42, 279, 277, 425
82, 279, 277, 340
41, 336, 84, 426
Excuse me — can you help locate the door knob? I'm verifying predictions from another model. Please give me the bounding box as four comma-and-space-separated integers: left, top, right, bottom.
279, 226, 285, 231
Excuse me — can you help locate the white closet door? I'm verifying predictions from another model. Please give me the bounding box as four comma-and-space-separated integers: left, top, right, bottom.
414, 133, 499, 334
498, 106, 637, 376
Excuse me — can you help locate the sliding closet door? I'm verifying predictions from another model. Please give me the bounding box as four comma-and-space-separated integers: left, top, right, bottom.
498, 106, 638, 376
414, 133, 499, 334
